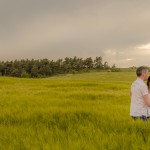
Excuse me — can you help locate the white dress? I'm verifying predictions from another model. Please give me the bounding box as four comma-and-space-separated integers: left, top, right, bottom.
147, 94, 150, 117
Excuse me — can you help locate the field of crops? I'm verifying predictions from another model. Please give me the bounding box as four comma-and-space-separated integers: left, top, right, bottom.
0, 72, 150, 150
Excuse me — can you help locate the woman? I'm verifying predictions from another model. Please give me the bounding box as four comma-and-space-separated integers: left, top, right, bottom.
147, 76, 150, 118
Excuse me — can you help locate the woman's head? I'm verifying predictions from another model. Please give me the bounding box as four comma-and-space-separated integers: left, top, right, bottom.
147, 76, 150, 89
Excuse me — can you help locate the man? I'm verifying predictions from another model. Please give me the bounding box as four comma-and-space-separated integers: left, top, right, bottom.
130, 66, 150, 121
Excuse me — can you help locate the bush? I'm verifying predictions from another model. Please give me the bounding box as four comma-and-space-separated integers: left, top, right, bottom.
21, 71, 30, 78
111, 68, 121, 72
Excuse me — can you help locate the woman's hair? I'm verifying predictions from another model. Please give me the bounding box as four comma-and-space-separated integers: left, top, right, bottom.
147, 76, 150, 88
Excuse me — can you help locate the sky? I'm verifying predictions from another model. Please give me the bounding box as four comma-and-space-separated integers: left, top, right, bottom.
1, 0, 150, 67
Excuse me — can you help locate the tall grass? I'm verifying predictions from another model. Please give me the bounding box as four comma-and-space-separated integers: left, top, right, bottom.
0, 72, 149, 150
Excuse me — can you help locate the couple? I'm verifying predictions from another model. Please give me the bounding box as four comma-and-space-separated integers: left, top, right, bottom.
130, 66, 150, 121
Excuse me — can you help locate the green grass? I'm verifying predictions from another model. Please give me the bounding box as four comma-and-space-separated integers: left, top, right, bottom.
0, 72, 149, 150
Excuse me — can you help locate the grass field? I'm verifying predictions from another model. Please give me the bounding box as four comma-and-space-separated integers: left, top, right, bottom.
0, 72, 150, 150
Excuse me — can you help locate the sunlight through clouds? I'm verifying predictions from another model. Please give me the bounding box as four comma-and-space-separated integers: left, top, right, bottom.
136, 43, 150, 55
137, 43, 150, 49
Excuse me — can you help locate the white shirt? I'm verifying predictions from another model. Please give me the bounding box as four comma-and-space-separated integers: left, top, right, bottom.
130, 78, 148, 117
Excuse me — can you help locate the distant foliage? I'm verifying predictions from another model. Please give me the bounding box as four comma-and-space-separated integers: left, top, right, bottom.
111, 64, 121, 72
0, 56, 116, 78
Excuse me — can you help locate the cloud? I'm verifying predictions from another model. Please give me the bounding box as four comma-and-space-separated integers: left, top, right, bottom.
0, 0, 150, 67
102, 49, 134, 67
137, 43, 150, 50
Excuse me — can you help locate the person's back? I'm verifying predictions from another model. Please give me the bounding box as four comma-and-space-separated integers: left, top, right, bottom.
130, 66, 149, 121
130, 78, 148, 117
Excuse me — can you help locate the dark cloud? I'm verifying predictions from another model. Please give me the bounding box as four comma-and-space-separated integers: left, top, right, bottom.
0, 0, 150, 67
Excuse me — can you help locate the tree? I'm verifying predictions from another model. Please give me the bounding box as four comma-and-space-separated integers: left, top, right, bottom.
83, 57, 93, 69
0, 56, 112, 78
103, 61, 110, 70
31, 65, 38, 77
94, 56, 103, 69
111, 64, 120, 72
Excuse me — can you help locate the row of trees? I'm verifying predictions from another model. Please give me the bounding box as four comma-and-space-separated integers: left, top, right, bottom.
0, 56, 117, 78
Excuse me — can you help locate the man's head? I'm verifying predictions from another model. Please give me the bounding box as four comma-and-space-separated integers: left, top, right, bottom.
136, 66, 149, 81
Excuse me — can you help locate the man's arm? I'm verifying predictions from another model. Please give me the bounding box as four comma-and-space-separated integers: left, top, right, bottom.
143, 94, 150, 106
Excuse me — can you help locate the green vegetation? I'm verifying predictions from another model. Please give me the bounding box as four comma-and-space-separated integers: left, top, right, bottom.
0, 72, 149, 150
0, 57, 112, 78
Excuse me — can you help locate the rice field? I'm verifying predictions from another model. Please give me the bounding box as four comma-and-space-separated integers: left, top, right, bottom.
0, 72, 149, 150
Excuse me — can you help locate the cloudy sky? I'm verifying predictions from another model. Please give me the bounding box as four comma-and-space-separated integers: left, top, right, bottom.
1, 0, 150, 67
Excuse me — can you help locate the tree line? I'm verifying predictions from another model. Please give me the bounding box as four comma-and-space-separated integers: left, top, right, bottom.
0, 56, 118, 78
